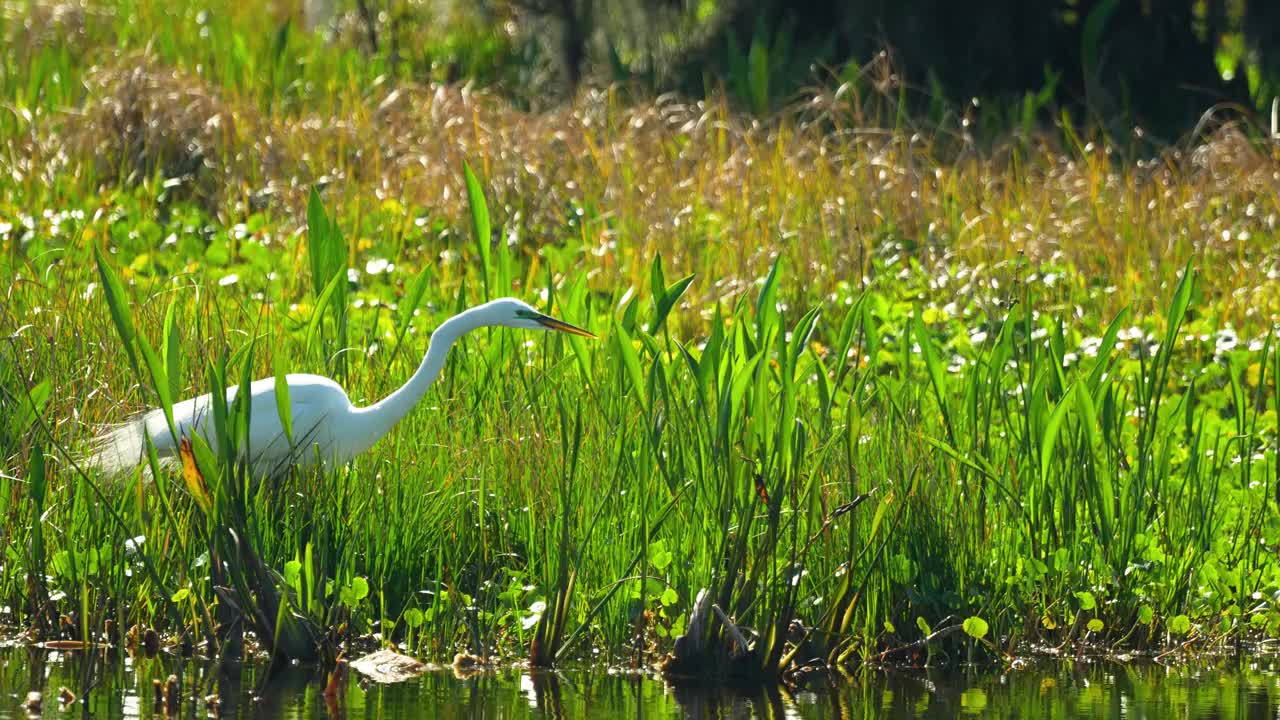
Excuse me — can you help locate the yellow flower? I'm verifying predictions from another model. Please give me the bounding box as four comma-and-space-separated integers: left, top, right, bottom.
1246, 362, 1261, 387
358, 237, 374, 251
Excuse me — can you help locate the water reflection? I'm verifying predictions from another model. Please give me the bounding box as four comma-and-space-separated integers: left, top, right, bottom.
4, 646, 1280, 719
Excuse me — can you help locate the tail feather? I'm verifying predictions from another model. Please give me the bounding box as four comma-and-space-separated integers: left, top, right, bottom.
82, 409, 175, 477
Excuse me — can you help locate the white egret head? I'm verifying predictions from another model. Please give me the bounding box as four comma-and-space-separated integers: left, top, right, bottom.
481, 298, 596, 337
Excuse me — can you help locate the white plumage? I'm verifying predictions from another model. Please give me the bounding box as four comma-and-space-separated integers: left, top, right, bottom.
85, 298, 594, 479
86, 374, 352, 477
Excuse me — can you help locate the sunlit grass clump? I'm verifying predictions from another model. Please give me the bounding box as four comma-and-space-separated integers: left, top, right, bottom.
2, 0, 1280, 680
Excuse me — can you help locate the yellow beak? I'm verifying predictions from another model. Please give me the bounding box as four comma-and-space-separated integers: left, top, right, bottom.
535, 314, 596, 339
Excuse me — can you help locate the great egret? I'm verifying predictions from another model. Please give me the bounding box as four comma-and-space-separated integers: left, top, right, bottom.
86, 297, 594, 478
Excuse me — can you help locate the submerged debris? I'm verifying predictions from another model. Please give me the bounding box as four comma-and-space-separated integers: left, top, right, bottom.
349, 648, 428, 683
452, 652, 486, 671
662, 588, 763, 680
666, 587, 713, 673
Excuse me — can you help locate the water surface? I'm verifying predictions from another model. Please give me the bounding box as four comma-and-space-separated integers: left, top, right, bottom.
3, 646, 1279, 718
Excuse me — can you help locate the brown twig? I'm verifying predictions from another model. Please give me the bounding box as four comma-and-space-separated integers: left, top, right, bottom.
711, 604, 751, 658
866, 623, 964, 664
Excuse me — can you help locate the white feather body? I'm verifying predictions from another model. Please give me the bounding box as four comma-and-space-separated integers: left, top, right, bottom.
85, 374, 357, 478
83, 298, 582, 479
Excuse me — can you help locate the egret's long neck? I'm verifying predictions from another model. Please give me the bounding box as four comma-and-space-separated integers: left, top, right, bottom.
356, 310, 482, 438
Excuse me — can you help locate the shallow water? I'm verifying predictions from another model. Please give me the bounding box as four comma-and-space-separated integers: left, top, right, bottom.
4, 646, 1280, 718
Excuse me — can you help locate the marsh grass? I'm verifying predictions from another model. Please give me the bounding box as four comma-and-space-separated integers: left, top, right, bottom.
2, 0, 1280, 682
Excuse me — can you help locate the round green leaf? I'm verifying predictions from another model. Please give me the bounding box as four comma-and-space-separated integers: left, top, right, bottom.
284, 560, 302, 587
1138, 605, 1154, 625
351, 576, 370, 601
962, 616, 989, 640
647, 540, 673, 571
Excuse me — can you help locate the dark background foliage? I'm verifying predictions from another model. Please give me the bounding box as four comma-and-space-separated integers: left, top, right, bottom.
474, 0, 1280, 138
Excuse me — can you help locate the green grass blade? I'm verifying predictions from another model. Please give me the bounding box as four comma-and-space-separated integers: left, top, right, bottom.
136, 333, 176, 440
306, 270, 346, 357
306, 187, 348, 377
613, 320, 647, 412
92, 243, 140, 376
162, 300, 182, 403
392, 266, 432, 363
463, 160, 491, 301
755, 257, 780, 344
1040, 384, 1078, 482
788, 307, 821, 375
650, 252, 666, 301
274, 345, 293, 447
234, 339, 256, 484
306, 187, 343, 300
653, 274, 695, 335
14, 380, 50, 437
914, 311, 956, 446
1163, 261, 1195, 347
1087, 307, 1128, 393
